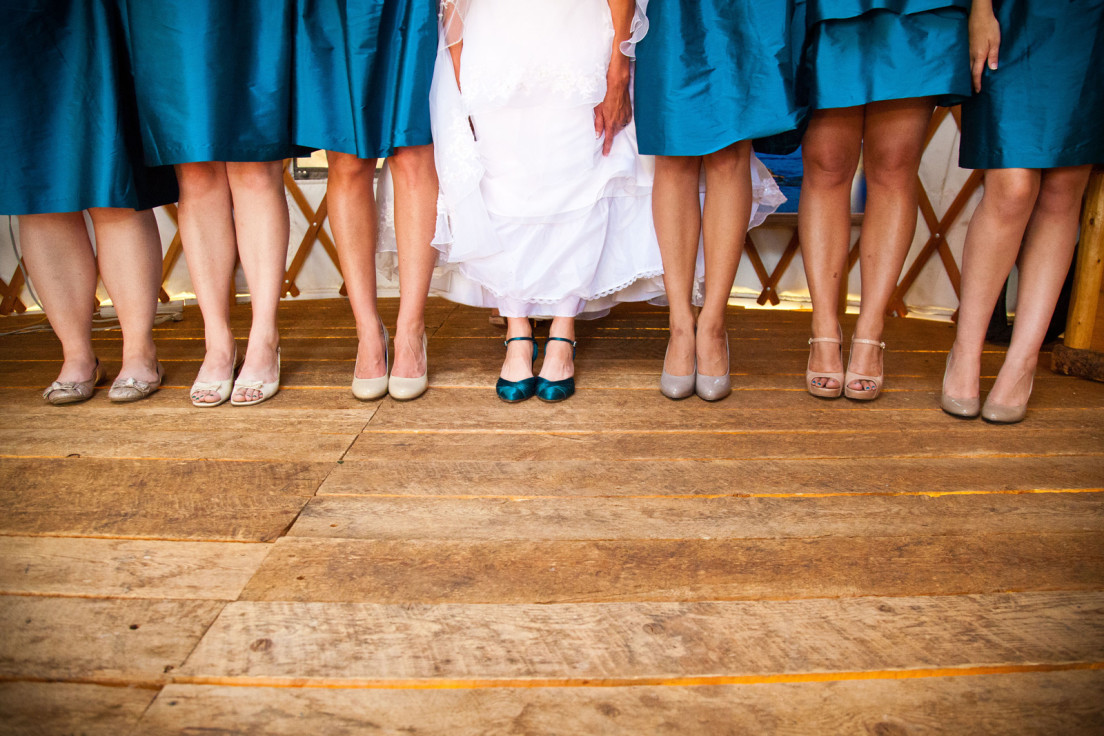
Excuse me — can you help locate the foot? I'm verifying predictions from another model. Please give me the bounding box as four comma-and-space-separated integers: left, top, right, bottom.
846, 336, 884, 393
987, 356, 1036, 408
808, 338, 844, 391
663, 322, 695, 378
695, 319, 729, 378
353, 317, 388, 380
193, 337, 237, 405
116, 351, 162, 386
942, 343, 981, 402
232, 341, 279, 404
392, 323, 427, 379
539, 334, 575, 383
501, 324, 536, 382
54, 354, 100, 385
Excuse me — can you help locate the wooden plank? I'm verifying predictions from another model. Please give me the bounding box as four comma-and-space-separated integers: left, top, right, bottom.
288, 493, 1104, 541
135, 671, 1104, 736
0, 427, 356, 462
239, 534, 1104, 604
0, 595, 223, 686
0, 458, 320, 541
344, 431, 1104, 464
178, 593, 1104, 683
362, 389, 1104, 432
0, 537, 270, 600
0, 682, 156, 736
320, 454, 1104, 494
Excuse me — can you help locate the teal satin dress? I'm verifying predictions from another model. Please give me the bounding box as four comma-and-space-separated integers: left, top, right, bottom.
960, 0, 1104, 170
0, 0, 176, 214
634, 0, 802, 157
804, 0, 972, 110
123, 0, 308, 165
293, 0, 436, 158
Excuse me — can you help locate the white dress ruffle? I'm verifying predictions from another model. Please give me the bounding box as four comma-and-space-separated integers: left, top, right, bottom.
377, 0, 785, 317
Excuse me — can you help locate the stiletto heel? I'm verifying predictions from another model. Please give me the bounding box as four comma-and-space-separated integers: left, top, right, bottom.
388, 333, 429, 401
496, 334, 539, 402
806, 325, 844, 399
351, 318, 390, 401
981, 368, 1034, 424
843, 337, 886, 401
536, 336, 576, 402
940, 350, 980, 418
695, 334, 731, 401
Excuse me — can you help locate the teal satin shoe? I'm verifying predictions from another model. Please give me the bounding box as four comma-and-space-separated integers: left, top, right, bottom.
536, 336, 576, 403
495, 335, 539, 403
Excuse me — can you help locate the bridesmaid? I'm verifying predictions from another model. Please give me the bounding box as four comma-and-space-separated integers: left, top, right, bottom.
1, 0, 176, 405
294, 0, 439, 401
124, 1, 305, 407
800, 0, 972, 400
634, 0, 802, 400
942, 0, 1103, 423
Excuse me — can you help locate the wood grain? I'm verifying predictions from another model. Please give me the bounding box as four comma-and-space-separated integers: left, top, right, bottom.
0, 595, 223, 686
288, 493, 1104, 541
317, 456, 1104, 498
179, 593, 1104, 682
0, 458, 321, 541
0, 537, 270, 600
239, 534, 1104, 604
0, 682, 156, 736
135, 671, 1104, 736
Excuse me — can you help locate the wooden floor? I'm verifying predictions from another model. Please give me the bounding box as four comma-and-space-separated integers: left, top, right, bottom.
1, 297, 1103, 734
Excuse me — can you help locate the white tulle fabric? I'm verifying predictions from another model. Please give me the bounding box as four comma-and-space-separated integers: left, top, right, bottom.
377, 0, 785, 317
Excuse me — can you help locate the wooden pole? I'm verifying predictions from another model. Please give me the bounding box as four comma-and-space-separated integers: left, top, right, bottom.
1064, 167, 1104, 350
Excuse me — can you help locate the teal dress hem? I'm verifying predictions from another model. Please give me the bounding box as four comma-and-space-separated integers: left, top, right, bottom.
803, 2, 971, 111
960, 0, 1104, 170
293, 0, 435, 159
0, 0, 177, 215
634, 0, 801, 158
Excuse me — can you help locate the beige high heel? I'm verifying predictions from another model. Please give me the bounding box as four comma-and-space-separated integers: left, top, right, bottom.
940, 350, 980, 419
981, 368, 1034, 424
806, 326, 844, 399
191, 348, 239, 408
844, 337, 886, 401
388, 333, 428, 401
352, 319, 390, 401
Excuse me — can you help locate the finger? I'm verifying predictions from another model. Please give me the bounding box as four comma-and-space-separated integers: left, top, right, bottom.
602, 118, 616, 156
971, 54, 985, 93
988, 44, 999, 72
594, 107, 604, 138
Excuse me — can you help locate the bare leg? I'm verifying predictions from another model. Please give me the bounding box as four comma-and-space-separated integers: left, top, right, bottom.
17, 212, 98, 383
799, 107, 863, 389
944, 168, 1041, 401
327, 151, 386, 379
226, 160, 288, 403
539, 316, 576, 382
987, 165, 1092, 407
501, 316, 535, 382
176, 162, 238, 403
89, 207, 162, 383
697, 141, 752, 377
848, 97, 934, 390
388, 144, 438, 379
653, 155, 702, 376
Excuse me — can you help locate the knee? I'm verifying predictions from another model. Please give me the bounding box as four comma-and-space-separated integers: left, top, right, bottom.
703, 141, 751, 179
176, 161, 226, 199
1033, 170, 1089, 219
655, 155, 703, 185
388, 145, 437, 186
802, 141, 859, 190
225, 160, 284, 193
327, 151, 376, 184
983, 170, 1041, 218
862, 143, 923, 191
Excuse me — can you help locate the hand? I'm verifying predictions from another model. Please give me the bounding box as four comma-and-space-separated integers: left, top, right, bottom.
594, 64, 632, 156
969, 8, 1001, 93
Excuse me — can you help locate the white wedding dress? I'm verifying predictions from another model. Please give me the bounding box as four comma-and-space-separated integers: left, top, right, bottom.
377, 0, 786, 318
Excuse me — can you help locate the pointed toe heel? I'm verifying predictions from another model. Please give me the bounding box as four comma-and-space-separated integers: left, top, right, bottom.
352, 320, 390, 401
388, 333, 429, 401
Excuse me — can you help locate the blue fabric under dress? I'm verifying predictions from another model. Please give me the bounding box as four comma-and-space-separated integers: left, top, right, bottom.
293, 0, 436, 158
959, 0, 1104, 170
123, 0, 308, 165
634, 0, 802, 157
803, 0, 972, 110
0, 0, 177, 214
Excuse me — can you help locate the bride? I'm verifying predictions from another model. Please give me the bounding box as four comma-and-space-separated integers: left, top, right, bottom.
428, 0, 663, 403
